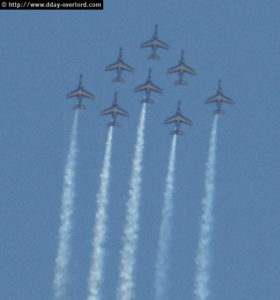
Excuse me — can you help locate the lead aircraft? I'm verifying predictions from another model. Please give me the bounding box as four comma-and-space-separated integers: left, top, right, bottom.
164, 101, 193, 135
101, 92, 129, 127
66, 74, 95, 110
140, 24, 169, 59
205, 80, 234, 114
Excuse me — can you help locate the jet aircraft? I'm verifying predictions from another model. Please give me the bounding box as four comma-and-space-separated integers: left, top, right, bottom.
105, 47, 134, 82
164, 101, 193, 135
168, 49, 196, 85
134, 68, 163, 104
205, 80, 234, 114
140, 24, 169, 59
100, 92, 129, 127
66, 74, 95, 110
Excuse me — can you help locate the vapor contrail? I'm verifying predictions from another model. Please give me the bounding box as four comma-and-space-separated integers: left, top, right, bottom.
87, 126, 114, 300
117, 104, 147, 300
155, 135, 177, 300
53, 111, 79, 299
194, 115, 219, 300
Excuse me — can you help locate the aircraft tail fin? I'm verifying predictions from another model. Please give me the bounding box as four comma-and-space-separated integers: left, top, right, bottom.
73, 104, 86, 110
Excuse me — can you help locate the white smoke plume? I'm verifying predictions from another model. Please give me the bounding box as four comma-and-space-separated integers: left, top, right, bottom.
87, 126, 114, 300
53, 111, 79, 299
154, 135, 177, 300
194, 115, 219, 300
117, 104, 147, 300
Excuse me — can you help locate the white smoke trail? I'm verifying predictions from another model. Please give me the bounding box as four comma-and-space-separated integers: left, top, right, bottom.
53, 111, 79, 299
194, 115, 219, 300
87, 126, 114, 300
117, 104, 147, 300
155, 135, 177, 300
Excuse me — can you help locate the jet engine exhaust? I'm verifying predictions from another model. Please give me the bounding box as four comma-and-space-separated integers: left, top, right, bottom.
117, 104, 147, 300
154, 135, 177, 300
53, 110, 79, 299
194, 115, 219, 300
87, 126, 114, 300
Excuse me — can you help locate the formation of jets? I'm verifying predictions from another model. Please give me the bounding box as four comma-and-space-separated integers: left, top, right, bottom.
66, 25, 234, 133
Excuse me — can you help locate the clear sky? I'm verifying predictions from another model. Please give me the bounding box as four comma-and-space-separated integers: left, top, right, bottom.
1, 1, 280, 299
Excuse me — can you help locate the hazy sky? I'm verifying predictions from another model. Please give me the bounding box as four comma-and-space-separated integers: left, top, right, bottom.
1, 1, 280, 299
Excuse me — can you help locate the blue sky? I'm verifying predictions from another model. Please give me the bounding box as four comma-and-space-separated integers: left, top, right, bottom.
1, 1, 280, 299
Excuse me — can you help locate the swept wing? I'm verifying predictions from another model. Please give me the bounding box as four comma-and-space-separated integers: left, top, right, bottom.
134, 82, 162, 94
205, 94, 234, 104
101, 106, 129, 117
164, 114, 193, 125
66, 88, 95, 99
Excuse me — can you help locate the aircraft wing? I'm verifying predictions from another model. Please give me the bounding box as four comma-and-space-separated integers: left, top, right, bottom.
178, 115, 193, 125
121, 62, 134, 72
101, 107, 129, 117
205, 94, 234, 104
205, 95, 219, 104
66, 89, 79, 98
134, 83, 148, 92
150, 82, 163, 94
115, 107, 129, 117
181, 64, 196, 75
100, 107, 113, 116
140, 39, 154, 49
105, 62, 119, 71
220, 94, 234, 104
168, 64, 181, 74
140, 38, 169, 49
105, 61, 134, 72
81, 88, 95, 99
154, 39, 169, 49
168, 64, 196, 75
164, 115, 192, 125
164, 115, 177, 125
135, 82, 163, 94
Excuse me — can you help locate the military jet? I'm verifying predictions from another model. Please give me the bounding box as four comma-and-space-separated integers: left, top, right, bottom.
205, 80, 234, 114
101, 92, 129, 127
168, 49, 196, 85
105, 47, 134, 82
140, 24, 169, 59
164, 101, 193, 135
66, 74, 95, 110
134, 68, 163, 104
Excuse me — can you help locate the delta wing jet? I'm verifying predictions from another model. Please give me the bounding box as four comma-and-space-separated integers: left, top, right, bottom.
101, 92, 129, 127
205, 80, 234, 114
164, 101, 193, 135
140, 24, 169, 59
168, 49, 196, 85
66, 74, 95, 110
134, 68, 163, 104
105, 47, 134, 82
